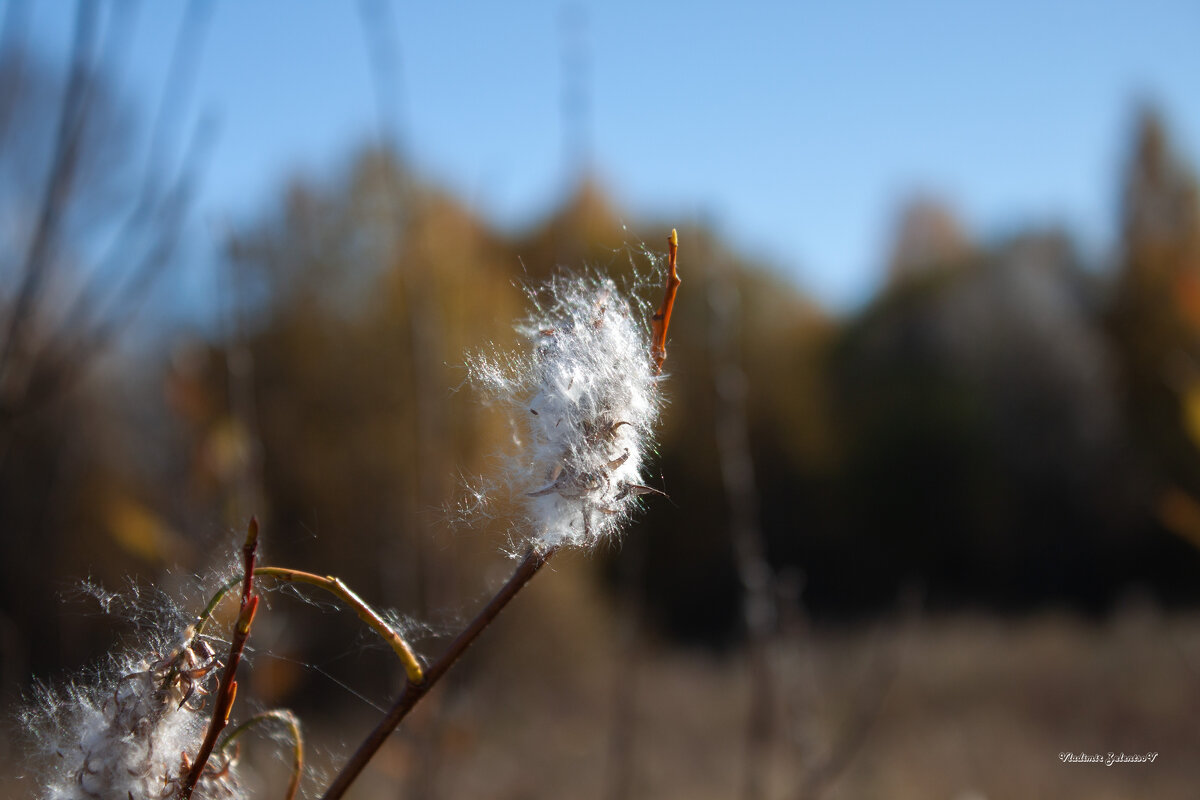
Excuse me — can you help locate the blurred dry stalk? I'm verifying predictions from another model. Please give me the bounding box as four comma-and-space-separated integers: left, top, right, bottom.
0, 0, 213, 727
788, 615, 902, 800
602, 232, 684, 800
354, 4, 454, 792
708, 263, 777, 800
0, 0, 211, 441
604, 528, 648, 800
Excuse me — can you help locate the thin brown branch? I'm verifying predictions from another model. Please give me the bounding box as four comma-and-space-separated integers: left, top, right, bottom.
319, 545, 557, 800
181, 518, 261, 799
651, 229, 681, 374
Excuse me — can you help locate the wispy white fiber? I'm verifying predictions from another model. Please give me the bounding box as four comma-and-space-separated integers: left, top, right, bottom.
466, 269, 664, 549
23, 624, 241, 800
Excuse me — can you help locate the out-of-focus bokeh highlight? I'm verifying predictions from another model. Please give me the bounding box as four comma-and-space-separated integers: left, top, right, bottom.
3, 2, 1200, 798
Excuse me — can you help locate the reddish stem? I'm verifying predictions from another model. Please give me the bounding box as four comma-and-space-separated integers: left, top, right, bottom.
180, 518, 260, 799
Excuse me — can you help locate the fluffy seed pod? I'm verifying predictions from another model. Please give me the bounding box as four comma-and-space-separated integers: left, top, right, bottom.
466, 270, 665, 549
24, 626, 241, 800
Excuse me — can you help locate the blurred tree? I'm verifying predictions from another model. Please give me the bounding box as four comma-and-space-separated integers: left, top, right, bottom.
886, 195, 971, 283
827, 144, 1200, 616
1109, 108, 1200, 492
1106, 107, 1200, 583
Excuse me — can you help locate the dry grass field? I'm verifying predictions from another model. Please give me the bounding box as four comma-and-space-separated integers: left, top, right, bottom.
7, 558, 1182, 800
310, 591, 1200, 799
5, 557, 1200, 799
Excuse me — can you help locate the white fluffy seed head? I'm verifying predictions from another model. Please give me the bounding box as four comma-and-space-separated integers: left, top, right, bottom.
23, 625, 241, 800
466, 269, 664, 549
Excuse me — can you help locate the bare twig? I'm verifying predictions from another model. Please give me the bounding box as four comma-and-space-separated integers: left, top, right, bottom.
319, 545, 557, 800
651, 229, 681, 374
181, 518, 261, 799
219, 709, 304, 800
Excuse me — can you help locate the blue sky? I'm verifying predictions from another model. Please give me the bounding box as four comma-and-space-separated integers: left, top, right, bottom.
24, 0, 1200, 310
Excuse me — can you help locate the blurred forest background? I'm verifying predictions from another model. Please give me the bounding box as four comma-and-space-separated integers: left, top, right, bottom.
5, 3, 1200, 799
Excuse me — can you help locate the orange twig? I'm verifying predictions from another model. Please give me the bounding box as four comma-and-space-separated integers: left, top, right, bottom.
651, 229, 681, 374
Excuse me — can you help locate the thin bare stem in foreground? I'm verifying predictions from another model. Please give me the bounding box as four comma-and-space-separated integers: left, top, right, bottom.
319, 545, 557, 800
181, 518, 260, 799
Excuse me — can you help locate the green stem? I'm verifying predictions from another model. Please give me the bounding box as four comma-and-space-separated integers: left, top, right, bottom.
219, 709, 304, 800
194, 566, 424, 683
